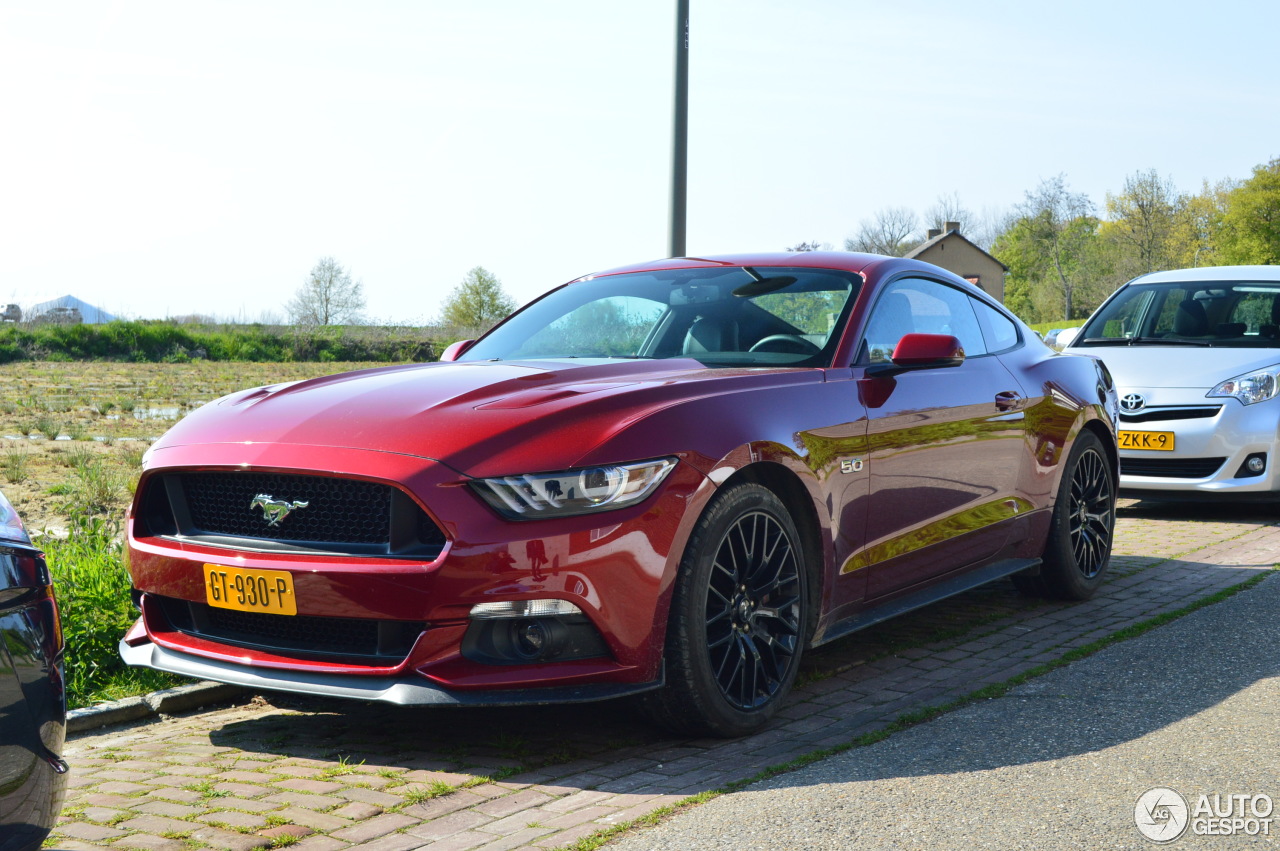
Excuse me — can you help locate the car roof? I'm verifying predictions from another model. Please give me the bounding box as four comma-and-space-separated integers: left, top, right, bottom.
580, 252, 986, 292
1131, 265, 1280, 284
588, 251, 877, 277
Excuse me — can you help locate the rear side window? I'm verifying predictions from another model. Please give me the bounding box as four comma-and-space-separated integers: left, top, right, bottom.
972, 299, 1020, 353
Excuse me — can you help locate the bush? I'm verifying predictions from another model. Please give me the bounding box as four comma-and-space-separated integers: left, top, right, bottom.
0, 320, 445, 364
41, 516, 178, 706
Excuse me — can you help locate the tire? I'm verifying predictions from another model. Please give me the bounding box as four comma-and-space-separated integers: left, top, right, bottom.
642, 483, 810, 737
1019, 430, 1116, 600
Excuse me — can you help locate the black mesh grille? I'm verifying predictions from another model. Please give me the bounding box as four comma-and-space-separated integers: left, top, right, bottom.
182, 472, 390, 542
140, 472, 447, 557
157, 596, 422, 661
207, 606, 379, 653
1121, 457, 1226, 478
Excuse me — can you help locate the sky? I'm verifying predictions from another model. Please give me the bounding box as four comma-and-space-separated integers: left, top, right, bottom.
2, 1, 1278, 324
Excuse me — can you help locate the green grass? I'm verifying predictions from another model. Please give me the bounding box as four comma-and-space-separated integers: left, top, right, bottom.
401, 780, 459, 805
2, 445, 29, 483
34, 414, 60, 440
42, 516, 183, 707
65, 459, 127, 514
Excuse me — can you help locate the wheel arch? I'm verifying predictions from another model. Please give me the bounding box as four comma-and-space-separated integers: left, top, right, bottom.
1078, 416, 1119, 483
717, 460, 825, 647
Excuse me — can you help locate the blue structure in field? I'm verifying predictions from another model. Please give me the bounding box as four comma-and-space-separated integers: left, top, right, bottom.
29, 295, 117, 324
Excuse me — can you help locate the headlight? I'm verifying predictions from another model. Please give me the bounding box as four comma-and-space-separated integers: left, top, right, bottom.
471, 458, 677, 519
1207, 366, 1280, 406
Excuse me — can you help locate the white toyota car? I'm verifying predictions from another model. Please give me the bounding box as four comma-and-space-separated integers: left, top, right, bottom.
1068, 265, 1280, 499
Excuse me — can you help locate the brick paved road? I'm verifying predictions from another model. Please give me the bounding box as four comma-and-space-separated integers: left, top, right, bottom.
49, 500, 1279, 851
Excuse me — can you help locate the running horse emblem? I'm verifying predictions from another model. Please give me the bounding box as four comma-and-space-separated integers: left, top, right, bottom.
250, 494, 310, 527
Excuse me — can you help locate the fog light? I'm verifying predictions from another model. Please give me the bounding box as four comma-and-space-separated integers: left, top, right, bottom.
1235, 452, 1267, 478
515, 620, 547, 657
461, 612, 608, 666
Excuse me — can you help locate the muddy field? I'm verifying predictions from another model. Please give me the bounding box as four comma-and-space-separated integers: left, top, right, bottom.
0, 361, 390, 533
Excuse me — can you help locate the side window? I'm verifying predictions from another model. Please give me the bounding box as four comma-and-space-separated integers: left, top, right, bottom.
860, 278, 987, 363
972, 299, 1020, 353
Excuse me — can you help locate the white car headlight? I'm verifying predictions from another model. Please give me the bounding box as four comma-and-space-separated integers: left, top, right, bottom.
1207, 365, 1280, 406
471, 458, 677, 520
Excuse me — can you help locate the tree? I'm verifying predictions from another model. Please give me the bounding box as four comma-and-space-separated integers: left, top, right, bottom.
991, 217, 1047, 320
785, 240, 830, 252
844, 206, 920, 256
1013, 175, 1099, 320
1103, 169, 1181, 275
287, 257, 365, 327
923, 192, 975, 234
1217, 158, 1280, 265
1171, 178, 1235, 268
441, 267, 517, 331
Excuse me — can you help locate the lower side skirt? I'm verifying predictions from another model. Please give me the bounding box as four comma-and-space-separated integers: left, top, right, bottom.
813, 556, 1041, 647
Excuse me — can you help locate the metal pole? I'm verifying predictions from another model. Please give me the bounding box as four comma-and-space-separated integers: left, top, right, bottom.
669, 0, 689, 258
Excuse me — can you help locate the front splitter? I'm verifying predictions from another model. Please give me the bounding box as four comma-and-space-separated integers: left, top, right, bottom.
119, 639, 661, 706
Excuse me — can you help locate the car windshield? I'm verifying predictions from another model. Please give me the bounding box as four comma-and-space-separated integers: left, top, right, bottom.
1074, 281, 1280, 349
460, 266, 862, 368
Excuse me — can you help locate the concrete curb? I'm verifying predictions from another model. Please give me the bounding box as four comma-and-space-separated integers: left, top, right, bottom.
67, 681, 249, 735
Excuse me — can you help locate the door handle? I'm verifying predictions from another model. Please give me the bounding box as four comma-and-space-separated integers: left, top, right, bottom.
995, 390, 1024, 411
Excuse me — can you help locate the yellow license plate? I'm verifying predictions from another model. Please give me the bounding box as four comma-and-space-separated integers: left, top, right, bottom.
1119, 430, 1175, 451
204, 564, 297, 615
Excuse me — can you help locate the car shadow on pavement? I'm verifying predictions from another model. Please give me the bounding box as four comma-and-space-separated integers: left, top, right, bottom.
202, 578, 1051, 783
731, 570, 1280, 790
208, 690, 672, 775
1118, 496, 1277, 523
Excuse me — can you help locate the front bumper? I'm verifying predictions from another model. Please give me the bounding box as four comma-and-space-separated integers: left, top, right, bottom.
119, 638, 661, 705
1118, 386, 1280, 496
123, 443, 710, 697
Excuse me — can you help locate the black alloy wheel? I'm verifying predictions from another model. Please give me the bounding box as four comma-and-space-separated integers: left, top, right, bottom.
1068, 440, 1113, 580
641, 483, 810, 737
704, 509, 803, 710
1017, 430, 1116, 601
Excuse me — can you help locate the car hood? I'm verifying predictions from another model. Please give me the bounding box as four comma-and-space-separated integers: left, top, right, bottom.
1076, 346, 1280, 389
150, 358, 824, 477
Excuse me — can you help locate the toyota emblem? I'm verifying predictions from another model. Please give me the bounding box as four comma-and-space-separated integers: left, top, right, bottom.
1120, 393, 1146, 413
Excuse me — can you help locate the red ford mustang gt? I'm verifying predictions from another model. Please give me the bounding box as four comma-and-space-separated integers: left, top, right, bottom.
122, 252, 1118, 736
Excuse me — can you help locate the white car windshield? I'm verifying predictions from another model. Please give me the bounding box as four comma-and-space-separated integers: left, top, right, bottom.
1075, 281, 1280, 349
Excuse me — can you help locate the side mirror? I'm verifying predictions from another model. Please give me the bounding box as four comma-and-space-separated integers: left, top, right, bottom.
439, 339, 475, 362
865, 333, 964, 377
891, 333, 965, 367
